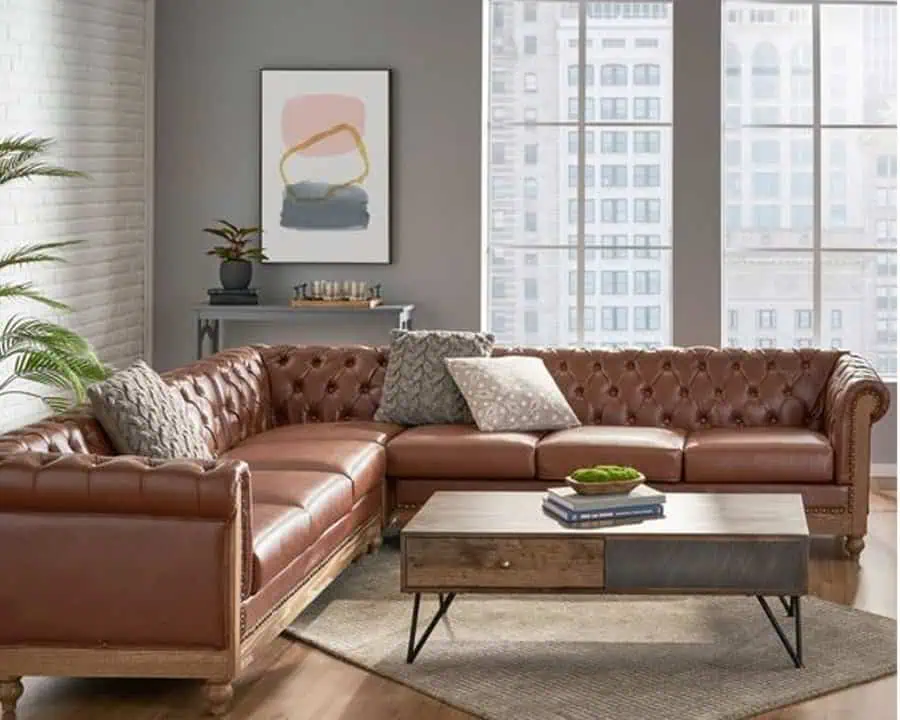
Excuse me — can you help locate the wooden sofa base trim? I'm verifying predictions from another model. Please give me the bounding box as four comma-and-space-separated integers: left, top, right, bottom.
0, 646, 232, 680
240, 516, 381, 669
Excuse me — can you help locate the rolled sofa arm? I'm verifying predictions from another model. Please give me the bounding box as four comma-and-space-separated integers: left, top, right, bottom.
824, 353, 891, 486
0, 453, 253, 650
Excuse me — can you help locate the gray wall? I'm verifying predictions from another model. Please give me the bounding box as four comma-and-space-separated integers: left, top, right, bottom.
154, 0, 483, 370
153, 0, 895, 467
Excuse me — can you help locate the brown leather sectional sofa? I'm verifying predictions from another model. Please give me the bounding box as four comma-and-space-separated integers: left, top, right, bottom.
0, 344, 889, 716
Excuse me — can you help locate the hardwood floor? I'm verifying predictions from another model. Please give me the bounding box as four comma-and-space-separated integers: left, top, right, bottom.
13, 492, 897, 720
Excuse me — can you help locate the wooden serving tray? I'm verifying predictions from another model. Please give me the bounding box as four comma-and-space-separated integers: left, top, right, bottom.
290, 298, 383, 309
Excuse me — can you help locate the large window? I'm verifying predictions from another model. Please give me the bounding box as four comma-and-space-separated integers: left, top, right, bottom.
485, 0, 894, 372
722, 1, 897, 374
485, 0, 672, 346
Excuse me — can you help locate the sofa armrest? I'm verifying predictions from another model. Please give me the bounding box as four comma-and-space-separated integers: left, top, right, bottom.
0, 453, 253, 651
824, 354, 890, 491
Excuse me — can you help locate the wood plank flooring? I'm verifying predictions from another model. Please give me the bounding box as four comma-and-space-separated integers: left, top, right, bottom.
13, 491, 897, 720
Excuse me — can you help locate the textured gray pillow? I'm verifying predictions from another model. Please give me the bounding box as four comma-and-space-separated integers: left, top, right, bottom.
87, 360, 213, 460
445, 356, 581, 432
374, 329, 495, 425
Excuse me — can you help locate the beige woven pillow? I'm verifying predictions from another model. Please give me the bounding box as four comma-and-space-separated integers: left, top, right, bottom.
87, 360, 213, 460
445, 356, 581, 432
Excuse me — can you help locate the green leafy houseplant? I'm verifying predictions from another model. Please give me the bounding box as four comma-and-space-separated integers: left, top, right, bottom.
0, 135, 109, 412
203, 220, 267, 291
203, 220, 267, 262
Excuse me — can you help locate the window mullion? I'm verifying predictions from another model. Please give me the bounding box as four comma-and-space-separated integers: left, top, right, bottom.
812, 2, 823, 346
576, 0, 587, 345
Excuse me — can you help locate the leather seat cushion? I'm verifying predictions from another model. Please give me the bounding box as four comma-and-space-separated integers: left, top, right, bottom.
684, 428, 833, 484
240, 421, 405, 446
251, 503, 312, 593
386, 425, 540, 479
224, 434, 385, 501
252, 470, 353, 537
537, 426, 686, 482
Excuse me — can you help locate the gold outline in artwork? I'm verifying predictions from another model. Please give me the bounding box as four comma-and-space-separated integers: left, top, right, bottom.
279, 122, 370, 202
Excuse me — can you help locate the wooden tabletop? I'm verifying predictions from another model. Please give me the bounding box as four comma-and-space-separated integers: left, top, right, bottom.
402, 491, 809, 539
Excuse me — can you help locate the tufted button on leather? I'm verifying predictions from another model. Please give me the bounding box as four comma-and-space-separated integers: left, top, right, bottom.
699, 414, 709, 424
359, 382, 370, 394
732, 361, 741, 371
679, 386, 690, 398
662, 415, 672, 426
769, 414, 779, 425
697, 362, 707, 371
627, 414, 636, 425
783, 385, 793, 396
559, 362, 568, 372
767, 360, 777, 370
748, 387, 759, 397
377, 354, 387, 367
714, 388, 723, 397
308, 411, 318, 422
278, 353, 290, 366
594, 411, 603, 422
802, 360, 811, 370
609, 387, 619, 398
733, 414, 743, 425
643, 386, 653, 398
311, 357, 323, 368
662, 361, 672, 370
574, 386, 584, 397
344, 357, 356, 368
293, 380, 303, 393
326, 381, 337, 394
625, 361, 636, 371
593, 362, 603, 371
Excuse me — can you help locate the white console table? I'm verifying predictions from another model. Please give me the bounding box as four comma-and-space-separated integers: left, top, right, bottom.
192, 303, 415, 359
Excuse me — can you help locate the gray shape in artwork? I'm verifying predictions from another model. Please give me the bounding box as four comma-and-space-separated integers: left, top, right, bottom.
281, 181, 370, 230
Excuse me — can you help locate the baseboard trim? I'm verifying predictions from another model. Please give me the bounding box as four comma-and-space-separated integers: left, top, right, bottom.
871, 464, 896, 490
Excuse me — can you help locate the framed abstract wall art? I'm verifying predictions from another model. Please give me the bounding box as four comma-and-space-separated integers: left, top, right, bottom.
260, 69, 391, 263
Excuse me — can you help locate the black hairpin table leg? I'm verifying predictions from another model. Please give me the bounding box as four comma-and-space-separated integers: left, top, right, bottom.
757, 595, 803, 668
406, 592, 456, 663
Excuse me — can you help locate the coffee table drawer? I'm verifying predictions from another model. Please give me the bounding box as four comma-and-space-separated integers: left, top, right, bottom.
403, 536, 605, 590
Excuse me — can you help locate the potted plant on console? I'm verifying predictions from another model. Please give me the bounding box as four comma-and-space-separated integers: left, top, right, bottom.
204, 219, 267, 305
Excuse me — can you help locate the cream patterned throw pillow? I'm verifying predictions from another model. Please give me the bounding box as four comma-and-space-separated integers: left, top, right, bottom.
87, 360, 213, 460
445, 356, 581, 432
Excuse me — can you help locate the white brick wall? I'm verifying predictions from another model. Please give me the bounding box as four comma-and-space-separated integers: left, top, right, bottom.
0, 0, 151, 431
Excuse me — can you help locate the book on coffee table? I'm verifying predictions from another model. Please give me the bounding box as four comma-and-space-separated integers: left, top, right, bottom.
541, 496, 664, 524
547, 483, 666, 512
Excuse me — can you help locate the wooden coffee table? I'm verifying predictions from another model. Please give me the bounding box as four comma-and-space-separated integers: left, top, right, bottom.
401, 491, 809, 667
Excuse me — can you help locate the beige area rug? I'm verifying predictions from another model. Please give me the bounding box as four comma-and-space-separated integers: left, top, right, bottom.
286, 544, 896, 720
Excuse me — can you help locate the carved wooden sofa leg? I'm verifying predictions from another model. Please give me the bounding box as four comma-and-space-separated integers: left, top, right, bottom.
0, 676, 24, 720
844, 535, 866, 560
203, 680, 234, 717
366, 532, 383, 554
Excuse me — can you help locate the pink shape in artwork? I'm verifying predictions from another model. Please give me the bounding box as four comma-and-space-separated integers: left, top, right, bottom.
281, 94, 366, 156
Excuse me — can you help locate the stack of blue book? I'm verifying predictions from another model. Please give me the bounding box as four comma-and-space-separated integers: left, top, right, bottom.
542, 484, 666, 527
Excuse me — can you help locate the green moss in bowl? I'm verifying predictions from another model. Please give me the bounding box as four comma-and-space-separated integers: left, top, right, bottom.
570, 465, 642, 483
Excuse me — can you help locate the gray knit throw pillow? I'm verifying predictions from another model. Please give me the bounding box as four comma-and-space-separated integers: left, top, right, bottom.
374, 330, 495, 425
87, 360, 213, 460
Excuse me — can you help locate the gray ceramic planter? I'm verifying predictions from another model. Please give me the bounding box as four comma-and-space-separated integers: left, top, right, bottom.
220, 260, 252, 290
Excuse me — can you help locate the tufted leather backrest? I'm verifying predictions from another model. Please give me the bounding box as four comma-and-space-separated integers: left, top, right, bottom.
261, 344, 843, 432
494, 346, 843, 431
164, 347, 272, 455
0, 411, 115, 456
260, 344, 389, 424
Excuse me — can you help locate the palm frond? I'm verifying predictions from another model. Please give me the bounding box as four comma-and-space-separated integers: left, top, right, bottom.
0, 282, 71, 310
0, 134, 86, 186
0, 240, 80, 272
